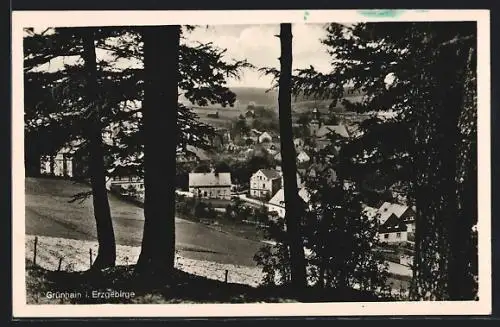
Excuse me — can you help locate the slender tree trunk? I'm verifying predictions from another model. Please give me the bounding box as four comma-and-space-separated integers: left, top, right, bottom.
135, 25, 180, 278
49, 155, 55, 176
278, 23, 307, 290
81, 28, 116, 269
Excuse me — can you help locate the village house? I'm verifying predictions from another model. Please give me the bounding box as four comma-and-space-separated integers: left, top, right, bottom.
297, 150, 311, 164
258, 131, 273, 144
267, 187, 311, 219
275, 165, 302, 188
188, 172, 232, 200
39, 139, 85, 178
307, 163, 338, 185
377, 201, 416, 232
107, 175, 145, 199
245, 129, 262, 143
378, 213, 409, 244
250, 169, 282, 199
307, 108, 351, 150
225, 142, 239, 152
244, 109, 256, 118
266, 148, 278, 156
294, 138, 305, 151
105, 154, 145, 199
274, 152, 282, 162
176, 145, 210, 164
207, 111, 219, 119
40, 150, 74, 178
362, 205, 379, 220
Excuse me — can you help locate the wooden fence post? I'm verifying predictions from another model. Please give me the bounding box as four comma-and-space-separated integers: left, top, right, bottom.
224, 269, 228, 283
89, 248, 93, 268
33, 236, 38, 266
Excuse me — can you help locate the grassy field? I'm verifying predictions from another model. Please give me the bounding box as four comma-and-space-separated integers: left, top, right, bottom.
25, 177, 411, 300
26, 177, 264, 267
176, 211, 265, 243
193, 107, 241, 128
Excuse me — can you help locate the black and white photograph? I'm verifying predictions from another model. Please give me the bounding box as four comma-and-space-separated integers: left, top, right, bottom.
12, 9, 491, 317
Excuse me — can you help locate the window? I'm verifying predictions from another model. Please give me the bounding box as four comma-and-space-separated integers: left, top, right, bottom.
263, 183, 266, 188
384, 234, 389, 239
396, 232, 401, 238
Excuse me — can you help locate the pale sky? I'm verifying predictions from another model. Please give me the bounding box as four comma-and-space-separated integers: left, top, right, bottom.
28, 24, 333, 89
186, 24, 332, 88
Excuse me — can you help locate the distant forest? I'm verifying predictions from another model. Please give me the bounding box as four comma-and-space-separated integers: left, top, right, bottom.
180, 86, 364, 111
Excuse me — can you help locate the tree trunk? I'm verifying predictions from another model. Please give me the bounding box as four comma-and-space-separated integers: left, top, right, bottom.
278, 23, 307, 290
135, 25, 180, 278
49, 155, 55, 176
410, 41, 474, 301
81, 28, 116, 269
448, 46, 478, 300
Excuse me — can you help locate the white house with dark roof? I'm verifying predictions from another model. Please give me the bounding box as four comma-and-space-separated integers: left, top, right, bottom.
189, 172, 232, 199
377, 201, 416, 232
267, 187, 311, 219
250, 169, 282, 199
378, 213, 409, 243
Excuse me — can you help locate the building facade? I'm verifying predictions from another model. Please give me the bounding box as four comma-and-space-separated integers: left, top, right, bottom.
189, 172, 232, 199
378, 213, 409, 244
267, 187, 311, 219
40, 152, 74, 177
258, 131, 273, 143
250, 169, 282, 199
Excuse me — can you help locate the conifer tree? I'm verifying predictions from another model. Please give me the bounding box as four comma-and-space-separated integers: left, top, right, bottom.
277, 23, 307, 289
288, 22, 478, 300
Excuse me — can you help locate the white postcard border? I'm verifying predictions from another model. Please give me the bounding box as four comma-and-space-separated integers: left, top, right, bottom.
11, 9, 492, 318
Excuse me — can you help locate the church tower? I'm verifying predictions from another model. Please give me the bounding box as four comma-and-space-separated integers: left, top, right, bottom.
309, 107, 321, 136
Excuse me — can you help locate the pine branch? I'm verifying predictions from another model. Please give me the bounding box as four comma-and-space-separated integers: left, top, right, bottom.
68, 191, 93, 204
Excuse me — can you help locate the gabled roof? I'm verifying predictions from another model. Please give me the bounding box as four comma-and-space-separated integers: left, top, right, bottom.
259, 131, 272, 137
297, 151, 310, 159
307, 164, 338, 184
267, 149, 278, 156
378, 202, 410, 223
177, 145, 210, 161
379, 213, 408, 233
250, 128, 262, 136
189, 172, 232, 187
258, 169, 281, 180
268, 188, 311, 208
